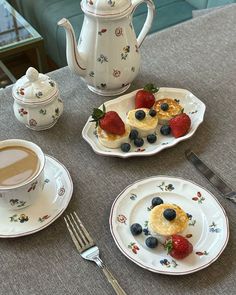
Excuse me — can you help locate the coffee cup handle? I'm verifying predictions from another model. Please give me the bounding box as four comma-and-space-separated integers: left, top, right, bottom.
131, 0, 155, 47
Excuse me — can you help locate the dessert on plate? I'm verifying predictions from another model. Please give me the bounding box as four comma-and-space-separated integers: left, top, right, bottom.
148, 203, 189, 237
153, 98, 183, 125
126, 108, 158, 137
91, 105, 130, 148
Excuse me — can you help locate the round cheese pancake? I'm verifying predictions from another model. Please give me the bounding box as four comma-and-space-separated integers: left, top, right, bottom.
97, 124, 130, 148
126, 108, 158, 137
149, 203, 188, 236
153, 98, 183, 125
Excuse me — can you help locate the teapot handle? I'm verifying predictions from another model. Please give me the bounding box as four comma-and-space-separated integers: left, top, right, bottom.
131, 0, 155, 47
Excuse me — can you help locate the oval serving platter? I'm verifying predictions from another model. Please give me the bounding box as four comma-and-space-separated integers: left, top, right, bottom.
82, 88, 206, 158
109, 176, 229, 275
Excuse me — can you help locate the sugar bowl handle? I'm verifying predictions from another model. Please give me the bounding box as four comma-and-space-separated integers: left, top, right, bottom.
131, 0, 155, 47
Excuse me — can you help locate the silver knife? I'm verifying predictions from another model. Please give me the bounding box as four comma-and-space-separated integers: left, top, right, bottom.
185, 149, 236, 203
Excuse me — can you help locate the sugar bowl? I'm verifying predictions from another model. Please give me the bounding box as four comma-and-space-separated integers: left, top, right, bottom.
12, 67, 63, 130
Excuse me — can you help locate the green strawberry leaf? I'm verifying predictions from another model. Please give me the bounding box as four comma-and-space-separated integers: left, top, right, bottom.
143, 83, 159, 93
164, 238, 173, 254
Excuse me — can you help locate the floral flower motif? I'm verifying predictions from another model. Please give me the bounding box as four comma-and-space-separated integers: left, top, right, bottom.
58, 187, 65, 196
135, 45, 139, 53
52, 108, 60, 122
89, 71, 95, 77
117, 214, 127, 224
39, 109, 47, 115
121, 46, 130, 60
160, 259, 178, 268
18, 108, 28, 116
29, 119, 37, 127
115, 27, 123, 37
128, 242, 139, 254
28, 181, 38, 192
157, 182, 174, 191
135, 148, 145, 152
130, 193, 137, 200
98, 28, 107, 35
42, 178, 50, 189
38, 215, 50, 223
18, 214, 29, 223
196, 251, 208, 256
131, 67, 135, 72
100, 83, 106, 88
49, 80, 55, 87
9, 199, 26, 208
185, 234, 193, 238
113, 69, 121, 78
209, 222, 221, 233
10, 214, 29, 223
17, 87, 24, 96
97, 54, 108, 63
192, 191, 205, 203
35, 91, 43, 98
108, 0, 115, 7
189, 110, 198, 115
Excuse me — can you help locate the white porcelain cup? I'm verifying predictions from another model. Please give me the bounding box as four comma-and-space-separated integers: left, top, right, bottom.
0, 139, 45, 210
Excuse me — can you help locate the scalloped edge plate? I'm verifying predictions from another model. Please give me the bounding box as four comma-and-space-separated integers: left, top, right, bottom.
109, 176, 229, 275
82, 88, 206, 158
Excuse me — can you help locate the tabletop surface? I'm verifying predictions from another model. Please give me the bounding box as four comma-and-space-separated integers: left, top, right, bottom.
0, 4, 236, 295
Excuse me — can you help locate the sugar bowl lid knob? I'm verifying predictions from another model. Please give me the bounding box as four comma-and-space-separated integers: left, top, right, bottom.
26, 67, 39, 82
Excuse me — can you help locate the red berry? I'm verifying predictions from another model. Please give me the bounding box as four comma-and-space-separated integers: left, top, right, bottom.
135, 83, 159, 109
192, 197, 198, 201
165, 234, 193, 260
169, 113, 191, 138
99, 111, 125, 135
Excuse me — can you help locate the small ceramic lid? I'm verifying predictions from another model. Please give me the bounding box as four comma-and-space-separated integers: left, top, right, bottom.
12, 67, 58, 105
81, 0, 132, 17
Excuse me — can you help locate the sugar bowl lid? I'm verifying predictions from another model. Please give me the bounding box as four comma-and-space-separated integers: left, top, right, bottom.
81, 0, 132, 17
12, 67, 58, 105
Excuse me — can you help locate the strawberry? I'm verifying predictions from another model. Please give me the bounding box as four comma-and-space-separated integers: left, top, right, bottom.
169, 113, 191, 138
164, 235, 193, 260
135, 83, 159, 109
91, 104, 125, 135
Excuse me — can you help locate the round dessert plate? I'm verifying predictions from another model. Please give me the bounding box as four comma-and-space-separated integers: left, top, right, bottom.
82, 88, 206, 158
110, 176, 229, 275
0, 155, 73, 238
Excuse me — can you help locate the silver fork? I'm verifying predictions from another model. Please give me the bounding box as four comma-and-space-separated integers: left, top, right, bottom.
64, 212, 127, 295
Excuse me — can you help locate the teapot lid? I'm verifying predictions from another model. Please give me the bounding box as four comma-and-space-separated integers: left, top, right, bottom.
81, 0, 132, 17
12, 67, 58, 105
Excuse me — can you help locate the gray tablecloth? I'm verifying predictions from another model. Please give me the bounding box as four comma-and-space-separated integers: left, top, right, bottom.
1, 4, 236, 295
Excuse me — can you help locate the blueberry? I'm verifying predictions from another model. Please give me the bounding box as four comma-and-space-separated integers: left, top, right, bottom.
130, 223, 142, 236
134, 137, 144, 147
145, 237, 158, 248
135, 110, 146, 120
147, 134, 157, 144
129, 129, 138, 140
151, 197, 163, 207
149, 109, 157, 117
120, 143, 131, 153
163, 209, 176, 221
160, 125, 171, 135
161, 103, 169, 111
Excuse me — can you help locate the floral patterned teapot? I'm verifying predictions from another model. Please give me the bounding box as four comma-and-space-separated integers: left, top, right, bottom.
12, 67, 63, 131
58, 0, 155, 96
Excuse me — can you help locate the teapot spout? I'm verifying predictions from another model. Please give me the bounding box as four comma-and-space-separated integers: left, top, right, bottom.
58, 18, 86, 77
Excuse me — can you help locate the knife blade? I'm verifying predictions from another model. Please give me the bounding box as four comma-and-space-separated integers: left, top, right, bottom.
185, 149, 236, 203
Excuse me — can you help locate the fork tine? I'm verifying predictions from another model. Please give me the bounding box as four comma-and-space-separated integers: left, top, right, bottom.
69, 213, 88, 245
64, 216, 83, 252
73, 212, 94, 244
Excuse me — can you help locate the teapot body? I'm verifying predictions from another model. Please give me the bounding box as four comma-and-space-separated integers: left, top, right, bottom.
79, 14, 140, 95
58, 0, 155, 96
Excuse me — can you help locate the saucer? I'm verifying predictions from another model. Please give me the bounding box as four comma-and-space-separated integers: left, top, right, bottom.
82, 87, 206, 158
110, 176, 229, 275
0, 155, 73, 238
